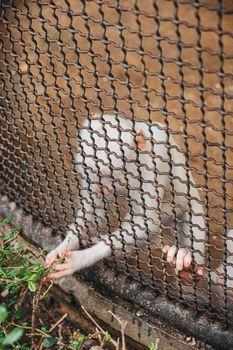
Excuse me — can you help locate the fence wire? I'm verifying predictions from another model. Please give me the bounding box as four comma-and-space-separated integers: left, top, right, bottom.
1, 0, 233, 329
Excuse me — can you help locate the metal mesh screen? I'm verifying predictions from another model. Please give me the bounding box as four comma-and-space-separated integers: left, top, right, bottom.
1, 0, 233, 328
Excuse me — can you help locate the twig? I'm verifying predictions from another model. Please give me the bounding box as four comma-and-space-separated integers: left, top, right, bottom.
37, 314, 67, 350
1, 266, 25, 270
27, 332, 50, 338
2, 235, 17, 246
9, 322, 31, 330
18, 285, 28, 307
40, 281, 54, 300
36, 313, 67, 350
108, 311, 127, 350
49, 313, 67, 333
81, 305, 119, 349
81, 306, 106, 334
57, 324, 63, 349
97, 328, 105, 349
40, 302, 57, 322
31, 279, 43, 348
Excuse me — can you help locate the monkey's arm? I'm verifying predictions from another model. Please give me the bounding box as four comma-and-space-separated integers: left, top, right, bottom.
45, 205, 152, 280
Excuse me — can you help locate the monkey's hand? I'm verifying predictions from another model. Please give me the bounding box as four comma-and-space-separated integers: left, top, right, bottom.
45, 251, 80, 280
45, 232, 80, 268
162, 245, 204, 276
45, 242, 111, 280
45, 249, 94, 280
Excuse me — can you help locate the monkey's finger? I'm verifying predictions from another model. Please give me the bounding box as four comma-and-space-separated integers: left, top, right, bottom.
53, 263, 72, 271
176, 248, 188, 271
166, 245, 177, 263
56, 250, 71, 259
196, 267, 204, 277
46, 269, 73, 280
183, 251, 192, 268
61, 251, 72, 258
162, 245, 171, 254
45, 249, 70, 268
44, 251, 58, 266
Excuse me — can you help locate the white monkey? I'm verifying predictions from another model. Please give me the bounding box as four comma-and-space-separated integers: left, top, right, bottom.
45, 114, 206, 280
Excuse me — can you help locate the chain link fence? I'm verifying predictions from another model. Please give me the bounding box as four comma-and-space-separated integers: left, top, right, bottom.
1, 0, 233, 334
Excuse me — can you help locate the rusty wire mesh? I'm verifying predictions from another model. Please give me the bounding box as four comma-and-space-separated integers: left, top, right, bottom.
1, 0, 233, 329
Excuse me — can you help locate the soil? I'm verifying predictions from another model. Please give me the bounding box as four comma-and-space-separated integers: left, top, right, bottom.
0, 286, 104, 349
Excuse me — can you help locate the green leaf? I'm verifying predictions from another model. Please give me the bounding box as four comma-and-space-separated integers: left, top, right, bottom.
14, 306, 23, 321
42, 337, 57, 348
0, 305, 8, 323
71, 335, 85, 349
2, 327, 24, 346
136, 310, 145, 317
28, 281, 37, 292
28, 273, 39, 282
0, 218, 12, 224
10, 227, 23, 235
148, 341, 158, 350
104, 333, 111, 342
8, 268, 23, 277
0, 268, 7, 277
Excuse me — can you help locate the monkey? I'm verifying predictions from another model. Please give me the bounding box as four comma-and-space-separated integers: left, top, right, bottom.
210, 229, 233, 303
45, 114, 206, 280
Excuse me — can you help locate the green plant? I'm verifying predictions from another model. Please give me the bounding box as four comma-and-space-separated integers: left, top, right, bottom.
0, 218, 108, 349
148, 340, 160, 350
0, 218, 55, 349
70, 335, 85, 349
0, 305, 24, 349
0, 217, 137, 349
0, 223, 47, 296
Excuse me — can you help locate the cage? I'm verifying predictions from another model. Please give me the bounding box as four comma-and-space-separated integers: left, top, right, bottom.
1, 1, 233, 348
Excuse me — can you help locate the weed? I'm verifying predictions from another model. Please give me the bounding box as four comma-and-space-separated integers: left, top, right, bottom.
0, 218, 80, 349
148, 339, 160, 350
